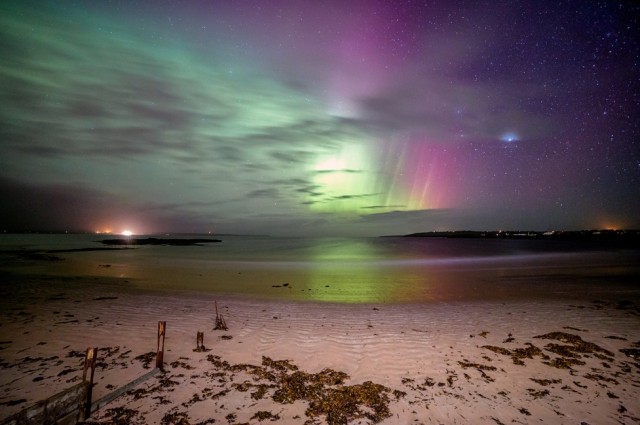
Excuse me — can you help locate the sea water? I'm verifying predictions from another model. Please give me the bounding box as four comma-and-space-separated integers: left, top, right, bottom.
1, 233, 639, 303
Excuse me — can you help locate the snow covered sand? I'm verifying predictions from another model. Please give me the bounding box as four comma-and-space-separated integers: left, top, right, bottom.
1, 273, 639, 424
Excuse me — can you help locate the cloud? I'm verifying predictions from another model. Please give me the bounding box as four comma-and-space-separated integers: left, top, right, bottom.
359, 209, 454, 223
0, 175, 212, 233
270, 150, 313, 164
0, 7, 352, 166
296, 185, 323, 197
246, 188, 280, 199
331, 193, 378, 201
214, 146, 245, 163
315, 169, 363, 174
271, 178, 312, 186
361, 205, 406, 210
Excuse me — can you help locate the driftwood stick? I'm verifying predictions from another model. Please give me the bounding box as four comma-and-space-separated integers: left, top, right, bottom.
214, 301, 228, 331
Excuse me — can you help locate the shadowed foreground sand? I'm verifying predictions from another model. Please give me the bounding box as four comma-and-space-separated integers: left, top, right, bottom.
0, 275, 639, 424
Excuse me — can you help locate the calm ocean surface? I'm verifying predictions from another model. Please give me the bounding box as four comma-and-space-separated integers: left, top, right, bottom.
1, 234, 639, 303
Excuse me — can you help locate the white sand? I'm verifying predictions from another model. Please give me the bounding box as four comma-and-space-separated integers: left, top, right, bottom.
1, 277, 639, 424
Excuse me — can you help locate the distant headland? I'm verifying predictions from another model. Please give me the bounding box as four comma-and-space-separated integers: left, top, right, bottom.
101, 237, 222, 246
403, 229, 640, 245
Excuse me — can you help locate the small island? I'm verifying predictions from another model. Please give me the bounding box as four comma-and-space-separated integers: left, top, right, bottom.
101, 237, 221, 246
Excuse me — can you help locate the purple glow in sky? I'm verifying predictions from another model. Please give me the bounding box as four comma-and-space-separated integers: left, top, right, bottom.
1, 1, 638, 235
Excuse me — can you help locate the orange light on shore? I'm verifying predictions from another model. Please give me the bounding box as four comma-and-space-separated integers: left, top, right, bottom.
599, 219, 622, 231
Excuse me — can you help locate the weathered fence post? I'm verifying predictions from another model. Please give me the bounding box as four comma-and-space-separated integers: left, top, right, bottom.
83, 346, 98, 419
156, 321, 166, 370
197, 331, 204, 351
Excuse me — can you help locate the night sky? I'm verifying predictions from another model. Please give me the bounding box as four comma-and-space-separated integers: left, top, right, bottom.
1, 1, 639, 236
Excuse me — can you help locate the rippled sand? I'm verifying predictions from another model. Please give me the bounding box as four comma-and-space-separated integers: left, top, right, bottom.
1, 274, 639, 424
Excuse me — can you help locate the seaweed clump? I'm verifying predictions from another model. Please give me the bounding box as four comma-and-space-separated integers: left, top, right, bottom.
161, 411, 190, 425
484, 332, 617, 370
534, 332, 614, 357
203, 354, 397, 424
273, 368, 349, 403
263, 357, 392, 424
619, 348, 640, 359
534, 332, 614, 369
250, 411, 280, 421
482, 343, 548, 366
530, 378, 561, 386
134, 351, 156, 369
100, 407, 141, 425
306, 381, 393, 424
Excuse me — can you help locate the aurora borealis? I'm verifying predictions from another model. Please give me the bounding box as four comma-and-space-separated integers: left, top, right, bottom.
1, 1, 638, 236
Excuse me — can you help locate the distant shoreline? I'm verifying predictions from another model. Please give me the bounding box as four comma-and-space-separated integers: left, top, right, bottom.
403, 229, 640, 244
2, 229, 639, 240
100, 237, 222, 246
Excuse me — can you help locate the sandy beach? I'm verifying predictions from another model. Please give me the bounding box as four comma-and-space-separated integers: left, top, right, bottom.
1, 271, 639, 424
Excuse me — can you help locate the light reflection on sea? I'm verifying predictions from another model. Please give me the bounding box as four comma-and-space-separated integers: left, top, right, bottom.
1, 234, 639, 303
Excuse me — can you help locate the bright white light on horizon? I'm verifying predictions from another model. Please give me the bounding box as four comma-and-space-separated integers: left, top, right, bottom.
121, 230, 133, 236
501, 132, 519, 142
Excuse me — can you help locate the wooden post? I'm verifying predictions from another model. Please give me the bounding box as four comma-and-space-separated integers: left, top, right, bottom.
156, 321, 166, 370
83, 347, 98, 419
196, 331, 204, 351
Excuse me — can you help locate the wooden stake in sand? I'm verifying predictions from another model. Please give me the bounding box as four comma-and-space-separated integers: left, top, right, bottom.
195, 331, 205, 352
156, 321, 166, 370
214, 301, 228, 331
83, 347, 98, 419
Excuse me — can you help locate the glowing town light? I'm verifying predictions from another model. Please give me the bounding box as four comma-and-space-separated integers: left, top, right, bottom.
121, 230, 133, 236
